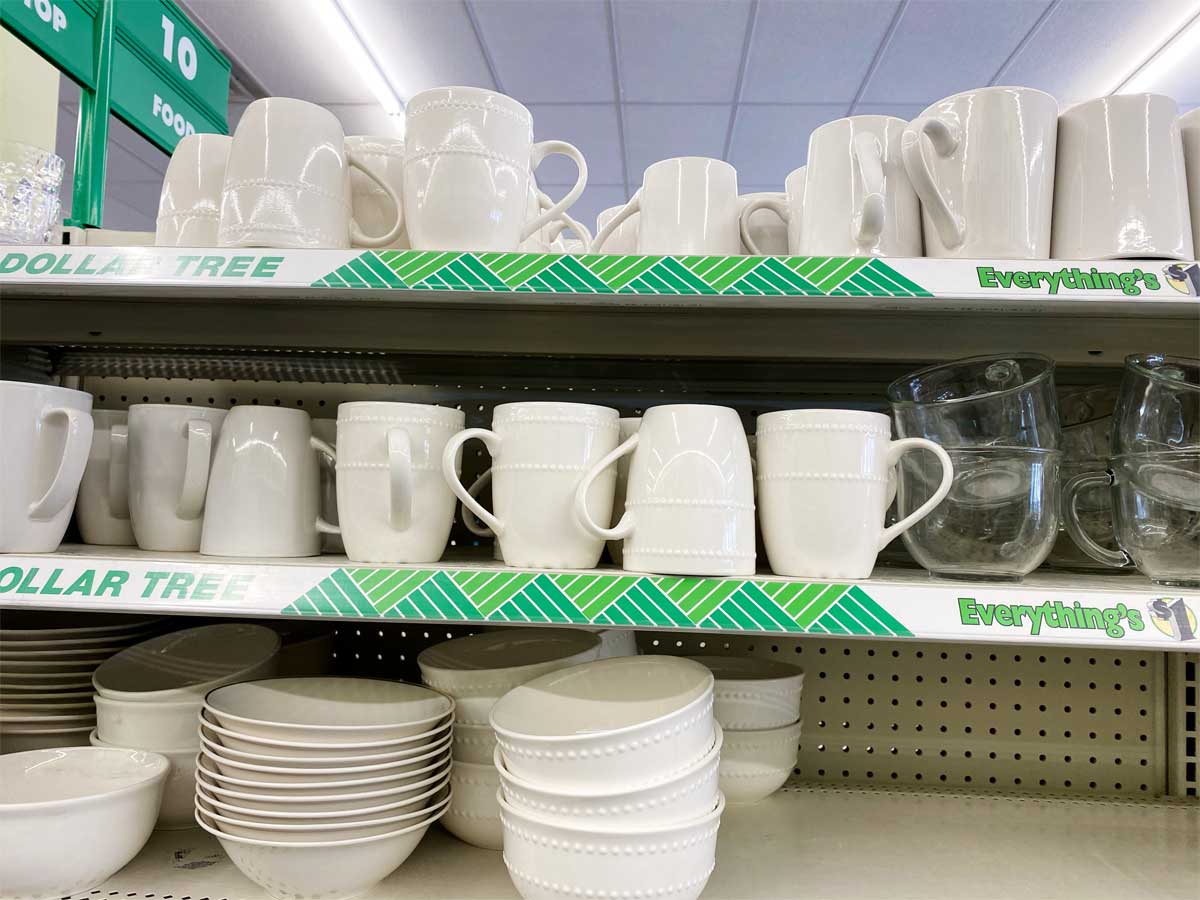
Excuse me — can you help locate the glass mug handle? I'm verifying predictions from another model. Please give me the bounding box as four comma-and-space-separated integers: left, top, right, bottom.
574, 433, 640, 541
877, 438, 954, 551
1061, 469, 1132, 568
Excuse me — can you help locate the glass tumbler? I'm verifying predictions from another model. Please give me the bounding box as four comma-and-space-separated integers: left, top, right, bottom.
0, 140, 64, 245
1111, 354, 1199, 455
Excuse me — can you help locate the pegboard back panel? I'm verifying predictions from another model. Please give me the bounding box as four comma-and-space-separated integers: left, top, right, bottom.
1168, 653, 1198, 798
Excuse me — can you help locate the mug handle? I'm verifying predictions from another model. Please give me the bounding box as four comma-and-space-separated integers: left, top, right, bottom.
386, 427, 413, 532
28, 407, 94, 521
876, 438, 953, 551
346, 149, 405, 248
573, 433, 639, 540
591, 190, 642, 253
900, 116, 965, 250
310, 436, 341, 535
1062, 469, 1132, 568
521, 140, 589, 240
462, 469, 494, 538
176, 419, 214, 520
443, 428, 505, 536
739, 196, 790, 255
538, 190, 594, 252
852, 132, 886, 245
109, 423, 130, 519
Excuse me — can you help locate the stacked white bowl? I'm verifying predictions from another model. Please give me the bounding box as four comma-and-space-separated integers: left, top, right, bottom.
90, 622, 281, 827
0, 611, 161, 754
689, 655, 805, 803
417, 628, 602, 850
195, 677, 454, 900
491, 656, 726, 900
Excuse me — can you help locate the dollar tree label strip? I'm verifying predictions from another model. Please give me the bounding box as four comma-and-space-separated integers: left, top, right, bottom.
2, 248, 1197, 304
0, 553, 1196, 649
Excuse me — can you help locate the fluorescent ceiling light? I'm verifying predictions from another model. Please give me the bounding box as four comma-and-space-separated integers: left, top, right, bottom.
1111, 8, 1200, 95
313, 0, 406, 128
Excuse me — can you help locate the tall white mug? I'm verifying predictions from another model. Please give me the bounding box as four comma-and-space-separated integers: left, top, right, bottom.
311, 419, 342, 553
902, 86, 1058, 259
595, 205, 640, 255
127, 405, 227, 552
0, 381, 93, 553
756, 410, 953, 579
201, 407, 336, 558
443, 402, 619, 569
1052, 94, 1194, 260
75, 410, 134, 546
219, 97, 404, 249
403, 86, 588, 251
594, 157, 744, 255
1183, 108, 1200, 261
156, 133, 231, 247
346, 136, 409, 250
575, 405, 755, 576
739, 192, 789, 256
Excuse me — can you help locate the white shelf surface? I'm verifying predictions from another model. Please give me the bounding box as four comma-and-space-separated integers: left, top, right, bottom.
69, 784, 1200, 900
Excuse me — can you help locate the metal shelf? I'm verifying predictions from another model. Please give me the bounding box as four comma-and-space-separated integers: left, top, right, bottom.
66, 783, 1200, 900
3, 545, 1196, 651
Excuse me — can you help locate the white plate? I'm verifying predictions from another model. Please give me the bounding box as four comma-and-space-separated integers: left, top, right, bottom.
0, 612, 162, 640
417, 628, 600, 697
199, 709, 453, 757
200, 737, 452, 785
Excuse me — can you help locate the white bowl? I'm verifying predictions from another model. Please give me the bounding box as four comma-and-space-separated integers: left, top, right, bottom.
196, 749, 452, 794
199, 710, 453, 758
89, 730, 196, 828
452, 694, 504, 726
490, 656, 715, 791
204, 677, 452, 744
0, 747, 167, 898
199, 728, 444, 768
495, 725, 722, 827
499, 791, 725, 900
94, 693, 203, 747
195, 806, 443, 900
442, 760, 502, 850
0, 612, 161, 640
0, 724, 94, 753
196, 772, 449, 821
197, 787, 452, 842
452, 721, 498, 764
417, 628, 600, 698
196, 762, 452, 814
589, 628, 639, 659
718, 719, 803, 803
688, 655, 804, 730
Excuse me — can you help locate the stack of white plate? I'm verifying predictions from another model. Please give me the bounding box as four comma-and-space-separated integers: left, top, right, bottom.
689, 656, 805, 803
491, 656, 726, 900
196, 677, 454, 900
417, 628, 601, 850
0, 612, 161, 754
91, 622, 281, 827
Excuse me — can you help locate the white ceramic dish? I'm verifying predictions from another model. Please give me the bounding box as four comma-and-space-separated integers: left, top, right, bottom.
94, 693, 203, 747
199, 733, 452, 783
199, 709, 453, 757
442, 760, 502, 850
590, 627, 639, 659
499, 791, 725, 900
0, 724, 94, 753
452, 721, 498, 764
0, 631, 155, 650
490, 656, 715, 790
718, 719, 803, 803
196, 772, 449, 820
0, 710, 95, 725
0, 612, 161, 640
204, 677, 452, 743
2, 657, 108, 673
0, 644, 127, 660
417, 628, 600, 698
0, 700, 95, 715
89, 730, 196, 829
0, 747, 168, 899
195, 806, 442, 900
688, 655, 805, 729
196, 763, 451, 814
0, 688, 94, 701
0, 670, 95, 686
495, 725, 722, 827
195, 750, 451, 795
199, 727, 445, 767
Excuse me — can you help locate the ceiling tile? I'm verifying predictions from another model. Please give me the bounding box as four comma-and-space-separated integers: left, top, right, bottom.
861, 0, 1052, 104
615, 0, 752, 102
528, 104, 623, 185
728, 104, 841, 185
742, 1, 900, 103
470, 1, 614, 102
1002, 0, 1200, 105
623, 104, 730, 180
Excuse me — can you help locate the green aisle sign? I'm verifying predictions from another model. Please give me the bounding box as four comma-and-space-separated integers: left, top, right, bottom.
0, 0, 98, 88
111, 40, 226, 153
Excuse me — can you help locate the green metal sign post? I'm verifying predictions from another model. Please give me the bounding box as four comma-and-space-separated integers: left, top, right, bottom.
1, 0, 230, 228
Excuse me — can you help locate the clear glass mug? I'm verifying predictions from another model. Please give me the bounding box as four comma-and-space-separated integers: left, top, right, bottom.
1111, 354, 1199, 455
0, 139, 64, 245
1046, 457, 1127, 573
1063, 450, 1200, 587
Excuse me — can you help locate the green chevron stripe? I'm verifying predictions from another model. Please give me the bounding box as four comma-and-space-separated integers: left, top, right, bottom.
628, 581, 695, 627
523, 255, 615, 293
776, 582, 826, 617
793, 583, 850, 628
476, 252, 555, 288
518, 574, 588, 623
311, 583, 355, 616
413, 255, 508, 291
356, 252, 407, 287
814, 613, 847, 634
571, 574, 639, 619
670, 578, 742, 623
361, 569, 436, 614
625, 258, 717, 295
470, 571, 538, 615
593, 601, 634, 626
422, 571, 485, 620
314, 271, 348, 288
385, 250, 462, 284
836, 278, 871, 296
681, 255, 762, 293
730, 257, 823, 295
809, 257, 869, 292
867, 260, 931, 296
734, 583, 803, 631
845, 267, 908, 297
345, 254, 396, 288
580, 254, 660, 290
845, 585, 911, 636
834, 592, 895, 636
327, 570, 377, 617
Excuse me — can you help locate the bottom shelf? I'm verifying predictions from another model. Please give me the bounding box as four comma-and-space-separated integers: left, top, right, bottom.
70, 783, 1199, 900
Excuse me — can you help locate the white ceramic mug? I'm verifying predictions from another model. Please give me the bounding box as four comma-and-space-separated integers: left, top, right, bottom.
463, 468, 505, 562
1183, 108, 1200, 261
0, 381, 93, 553
575, 405, 755, 576
739, 167, 805, 256
155, 133, 231, 247
127, 405, 227, 552
902, 86, 1058, 259
521, 185, 592, 252
311, 419, 342, 553
326, 402, 466, 564
739, 192, 789, 256
200, 407, 335, 558
594, 157, 744, 255
755, 410, 953, 579
595, 204, 640, 254
403, 86, 588, 251
443, 402, 619, 569
346, 135, 409, 250
1052, 94, 1194, 260
75, 410, 133, 546
218, 97, 403, 249
607, 417, 641, 567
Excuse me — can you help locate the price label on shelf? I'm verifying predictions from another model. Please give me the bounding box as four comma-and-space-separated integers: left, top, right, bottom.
0, 0, 98, 88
